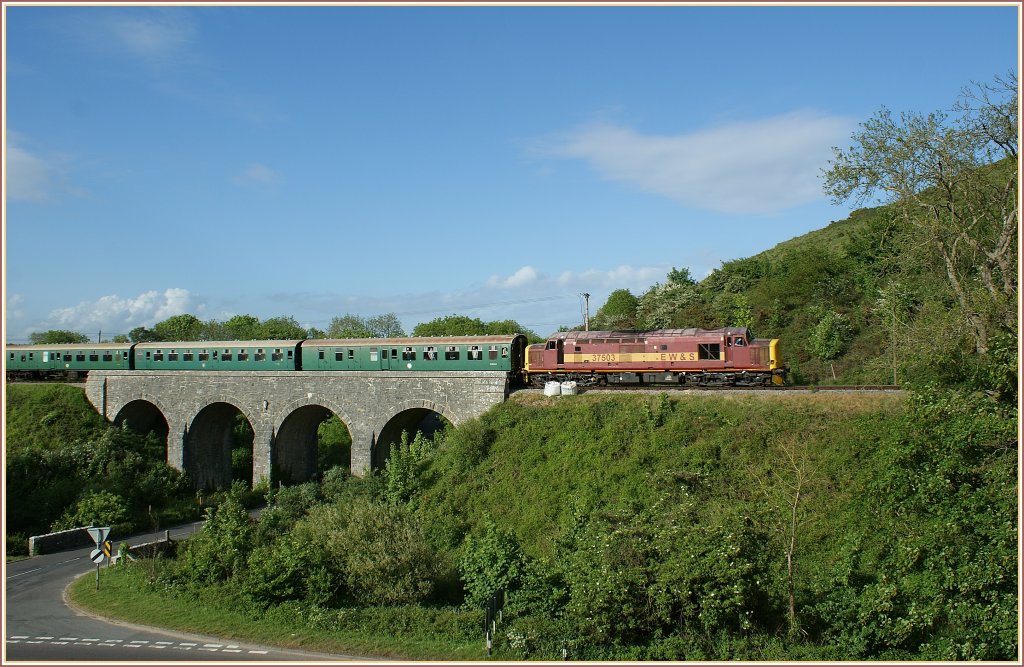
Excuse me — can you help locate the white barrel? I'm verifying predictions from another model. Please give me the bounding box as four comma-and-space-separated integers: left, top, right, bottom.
561, 381, 578, 395
544, 381, 562, 396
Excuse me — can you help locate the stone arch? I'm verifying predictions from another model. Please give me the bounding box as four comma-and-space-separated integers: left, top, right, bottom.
112, 395, 172, 443
272, 396, 357, 486
184, 396, 259, 490
371, 398, 462, 471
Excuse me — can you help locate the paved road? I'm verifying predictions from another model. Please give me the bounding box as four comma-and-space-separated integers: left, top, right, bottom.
4, 522, 384, 662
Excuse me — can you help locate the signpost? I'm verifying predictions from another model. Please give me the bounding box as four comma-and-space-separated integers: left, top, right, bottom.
87, 527, 110, 590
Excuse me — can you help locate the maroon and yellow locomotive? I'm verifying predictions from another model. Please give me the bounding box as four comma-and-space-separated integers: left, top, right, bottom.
524, 328, 784, 387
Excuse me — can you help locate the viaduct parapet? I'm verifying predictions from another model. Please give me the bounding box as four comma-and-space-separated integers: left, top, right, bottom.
84, 370, 510, 488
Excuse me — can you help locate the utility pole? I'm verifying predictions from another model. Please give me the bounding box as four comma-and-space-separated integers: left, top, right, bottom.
581, 293, 590, 331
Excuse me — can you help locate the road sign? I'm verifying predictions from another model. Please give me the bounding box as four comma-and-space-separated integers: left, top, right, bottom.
87, 527, 110, 547
102, 540, 112, 558
90, 548, 105, 564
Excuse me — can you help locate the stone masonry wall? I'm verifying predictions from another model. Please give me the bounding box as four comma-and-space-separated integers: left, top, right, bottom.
84, 370, 509, 483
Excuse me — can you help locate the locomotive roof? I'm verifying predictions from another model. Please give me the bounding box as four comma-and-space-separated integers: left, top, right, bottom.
548, 328, 752, 341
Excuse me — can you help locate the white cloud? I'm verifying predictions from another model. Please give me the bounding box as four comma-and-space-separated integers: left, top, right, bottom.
107, 15, 196, 61
537, 111, 853, 215
487, 265, 540, 289
45, 288, 202, 335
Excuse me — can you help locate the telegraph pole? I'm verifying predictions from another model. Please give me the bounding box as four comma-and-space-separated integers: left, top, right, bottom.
581, 293, 590, 331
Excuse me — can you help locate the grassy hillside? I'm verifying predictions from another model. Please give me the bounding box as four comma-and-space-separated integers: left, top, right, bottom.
4, 384, 108, 452
68, 388, 1016, 661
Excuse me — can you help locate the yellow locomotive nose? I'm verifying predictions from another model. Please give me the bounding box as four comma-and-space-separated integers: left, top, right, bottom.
769, 338, 785, 384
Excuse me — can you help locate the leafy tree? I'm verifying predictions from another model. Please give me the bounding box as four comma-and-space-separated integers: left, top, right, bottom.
459, 516, 525, 608
29, 330, 90, 344
413, 315, 486, 337
51, 490, 131, 531
259, 315, 307, 340
153, 314, 204, 342
366, 313, 405, 338
874, 282, 914, 384
824, 72, 1018, 354
593, 289, 639, 330
223, 314, 262, 340
129, 326, 161, 342
807, 311, 853, 380
328, 314, 376, 338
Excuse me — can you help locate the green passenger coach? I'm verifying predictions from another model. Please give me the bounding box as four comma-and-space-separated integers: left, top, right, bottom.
6, 343, 133, 379
299, 335, 528, 375
133, 340, 303, 371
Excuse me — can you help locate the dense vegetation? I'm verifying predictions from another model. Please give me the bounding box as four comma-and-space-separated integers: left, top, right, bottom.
68, 388, 1016, 660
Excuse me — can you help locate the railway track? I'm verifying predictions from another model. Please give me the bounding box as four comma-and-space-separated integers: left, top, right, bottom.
514, 384, 903, 395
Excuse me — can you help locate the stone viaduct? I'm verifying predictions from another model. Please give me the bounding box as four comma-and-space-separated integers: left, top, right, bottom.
83, 370, 511, 489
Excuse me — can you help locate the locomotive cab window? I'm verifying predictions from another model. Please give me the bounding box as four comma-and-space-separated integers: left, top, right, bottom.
733, 337, 746, 347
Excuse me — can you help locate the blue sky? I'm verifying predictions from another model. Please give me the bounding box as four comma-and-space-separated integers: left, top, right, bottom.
4, 3, 1019, 342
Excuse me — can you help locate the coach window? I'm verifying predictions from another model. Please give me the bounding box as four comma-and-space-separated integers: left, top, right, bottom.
169, 350, 179, 361
223, 349, 233, 362
381, 349, 388, 360
238, 350, 249, 362
489, 345, 498, 360
256, 349, 266, 361
272, 349, 283, 361
183, 352, 194, 362
335, 351, 344, 361
425, 346, 437, 360
348, 349, 355, 360
200, 351, 210, 362
20, 354, 26, 362
370, 349, 379, 362
468, 346, 482, 360
102, 353, 113, 362
403, 347, 416, 361
445, 346, 459, 360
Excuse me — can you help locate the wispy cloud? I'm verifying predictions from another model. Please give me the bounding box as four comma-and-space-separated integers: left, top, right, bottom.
535, 111, 854, 215
6, 137, 62, 202
233, 163, 284, 187
44, 288, 203, 335
67, 11, 199, 67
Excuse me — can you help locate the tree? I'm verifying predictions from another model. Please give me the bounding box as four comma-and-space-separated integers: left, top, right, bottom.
593, 289, 639, 330
824, 73, 1018, 354
806, 311, 852, 380
259, 316, 307, 340
223, 314, 262, 340
128, 326, 161, 342
874, 282, 914, 385
153, 314, 204, 342
365, 313, 405, 338
29, 330, 90, 344
328, 314, 375, 338
413, 315, 484, 337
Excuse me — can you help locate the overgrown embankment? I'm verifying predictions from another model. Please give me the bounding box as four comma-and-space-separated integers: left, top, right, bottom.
67, 389, 1017, 661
